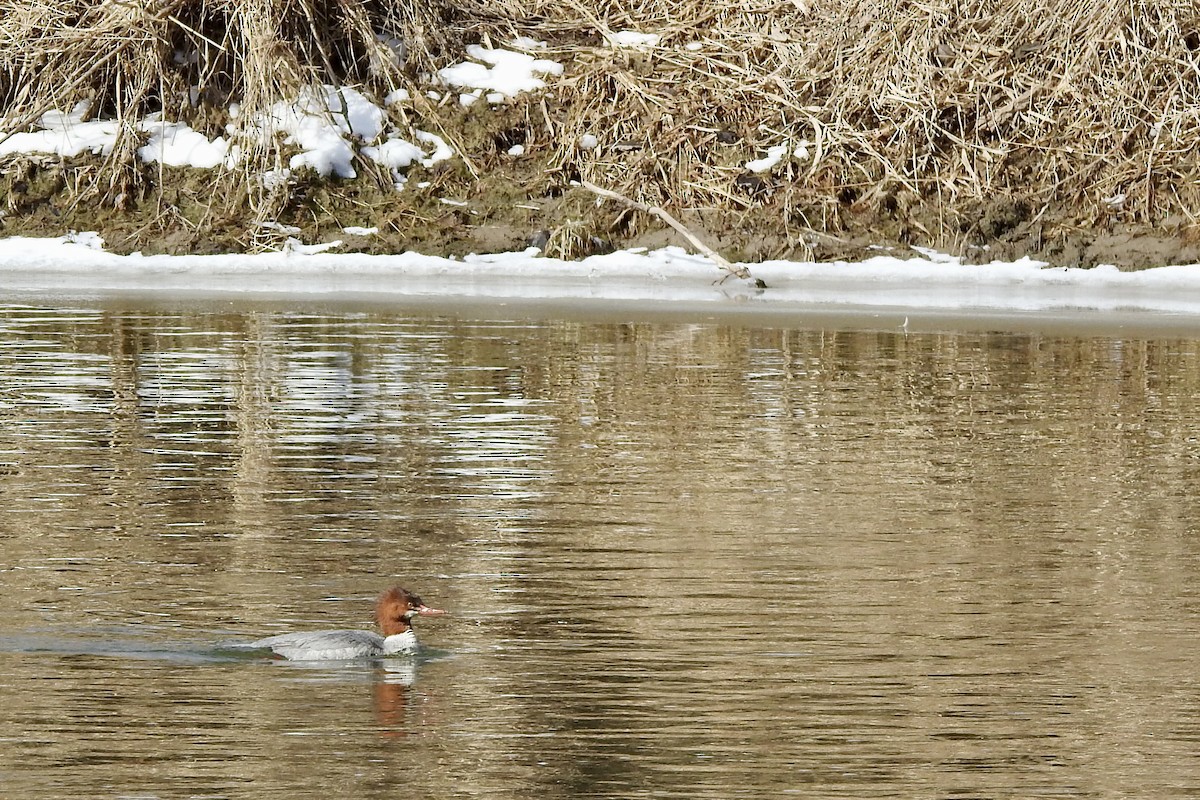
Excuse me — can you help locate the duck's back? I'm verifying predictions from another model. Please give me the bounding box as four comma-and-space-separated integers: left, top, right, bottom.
252, 629, 385, 661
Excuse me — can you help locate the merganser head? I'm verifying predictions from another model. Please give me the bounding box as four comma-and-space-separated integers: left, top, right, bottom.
375, 586, 447, 636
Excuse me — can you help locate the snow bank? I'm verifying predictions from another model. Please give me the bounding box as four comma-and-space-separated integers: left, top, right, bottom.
2, 234, 1200, 319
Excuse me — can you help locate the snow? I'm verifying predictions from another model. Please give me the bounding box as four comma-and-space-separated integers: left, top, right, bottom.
413, 130, 453, 166
2, 234, 1200, 323
746, 145, 790, 173
0, 103, 230, 167
361, 137, 425, 170
0, 104, 118, 158
607, 31, 662, 49
745, 141, 812, 173
0, 89, 447, 182
139, 116, 229, 168
437, 46, 564, 101
257, 221, 302, 235
250, 85, 386, 178
509, 37, 547, 50
0, 40, 560, 190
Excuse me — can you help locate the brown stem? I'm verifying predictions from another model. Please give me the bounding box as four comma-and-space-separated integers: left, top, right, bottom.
580, 180, 753, 282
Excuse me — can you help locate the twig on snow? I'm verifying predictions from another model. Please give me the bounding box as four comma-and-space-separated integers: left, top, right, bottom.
580, 180, 755, 284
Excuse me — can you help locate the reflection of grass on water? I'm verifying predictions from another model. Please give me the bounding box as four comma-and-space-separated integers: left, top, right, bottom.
3, 1, 1200, 266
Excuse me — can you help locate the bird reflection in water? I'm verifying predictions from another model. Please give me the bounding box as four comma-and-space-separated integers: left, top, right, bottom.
374, 661, 417, 736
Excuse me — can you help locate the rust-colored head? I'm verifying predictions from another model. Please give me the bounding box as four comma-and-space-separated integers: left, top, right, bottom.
375, 586, 447, 636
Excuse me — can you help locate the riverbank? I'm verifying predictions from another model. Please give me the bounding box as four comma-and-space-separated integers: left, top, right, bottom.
2, 2, 1200, 267
6, 234, 1200, 334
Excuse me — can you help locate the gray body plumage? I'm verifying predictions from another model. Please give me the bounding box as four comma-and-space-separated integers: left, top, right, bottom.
251, 629, 418, 660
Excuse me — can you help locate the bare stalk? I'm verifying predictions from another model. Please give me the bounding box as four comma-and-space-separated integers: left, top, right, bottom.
580, 180, 752, 282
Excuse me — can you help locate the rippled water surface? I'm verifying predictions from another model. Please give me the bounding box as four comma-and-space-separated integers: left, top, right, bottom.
2, 301, 1200, 798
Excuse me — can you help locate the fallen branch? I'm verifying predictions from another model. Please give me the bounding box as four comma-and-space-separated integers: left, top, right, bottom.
580, 180, 755, 283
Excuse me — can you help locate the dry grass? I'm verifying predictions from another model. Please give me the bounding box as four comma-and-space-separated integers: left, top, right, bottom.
2, 0, 1200, 248
535, 0, 1200, 234
0, 0, 456, 214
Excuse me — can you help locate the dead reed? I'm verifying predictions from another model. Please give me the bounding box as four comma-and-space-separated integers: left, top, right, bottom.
538, 0, 1200, 236
0, 0, 453, 213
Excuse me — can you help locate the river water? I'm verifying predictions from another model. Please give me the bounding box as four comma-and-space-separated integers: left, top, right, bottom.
1, 300, 1199, 798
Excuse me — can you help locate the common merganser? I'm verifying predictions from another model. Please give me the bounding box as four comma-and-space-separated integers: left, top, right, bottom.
251, 586, 446, 661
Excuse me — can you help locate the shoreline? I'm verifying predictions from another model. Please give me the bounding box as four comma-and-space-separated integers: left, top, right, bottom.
3, 234, 1200, 336
4, 144, 1200, 270
5, 6, 1200, 269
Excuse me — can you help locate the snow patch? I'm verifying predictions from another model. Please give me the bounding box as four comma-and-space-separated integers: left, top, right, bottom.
1, 84, 456, 185
139, 115, 230, 168
0, 103, 229, 169
437, 46, 563, 101
745, 140, 813, 173
383, 88, 411, 106
248, 85, 385, 178
0, 103, 118, 158
414, 130, 454, 166
745, 145, 789, 174
361, 138, 425, 170
64, 231, 105, 250
607, 31, 662, 49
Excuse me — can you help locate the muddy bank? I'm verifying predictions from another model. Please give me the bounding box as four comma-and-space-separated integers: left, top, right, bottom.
3, 145, 1198, 269
2, 91, 1197, 269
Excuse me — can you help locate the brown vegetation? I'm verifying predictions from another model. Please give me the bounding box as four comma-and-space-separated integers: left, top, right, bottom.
2, 0, 1200, 266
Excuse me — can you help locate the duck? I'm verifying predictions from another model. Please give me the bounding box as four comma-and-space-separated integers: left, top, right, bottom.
251, 586, 446, 661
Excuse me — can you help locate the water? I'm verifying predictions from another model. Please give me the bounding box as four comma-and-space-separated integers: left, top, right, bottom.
1, 301, 1199, 798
